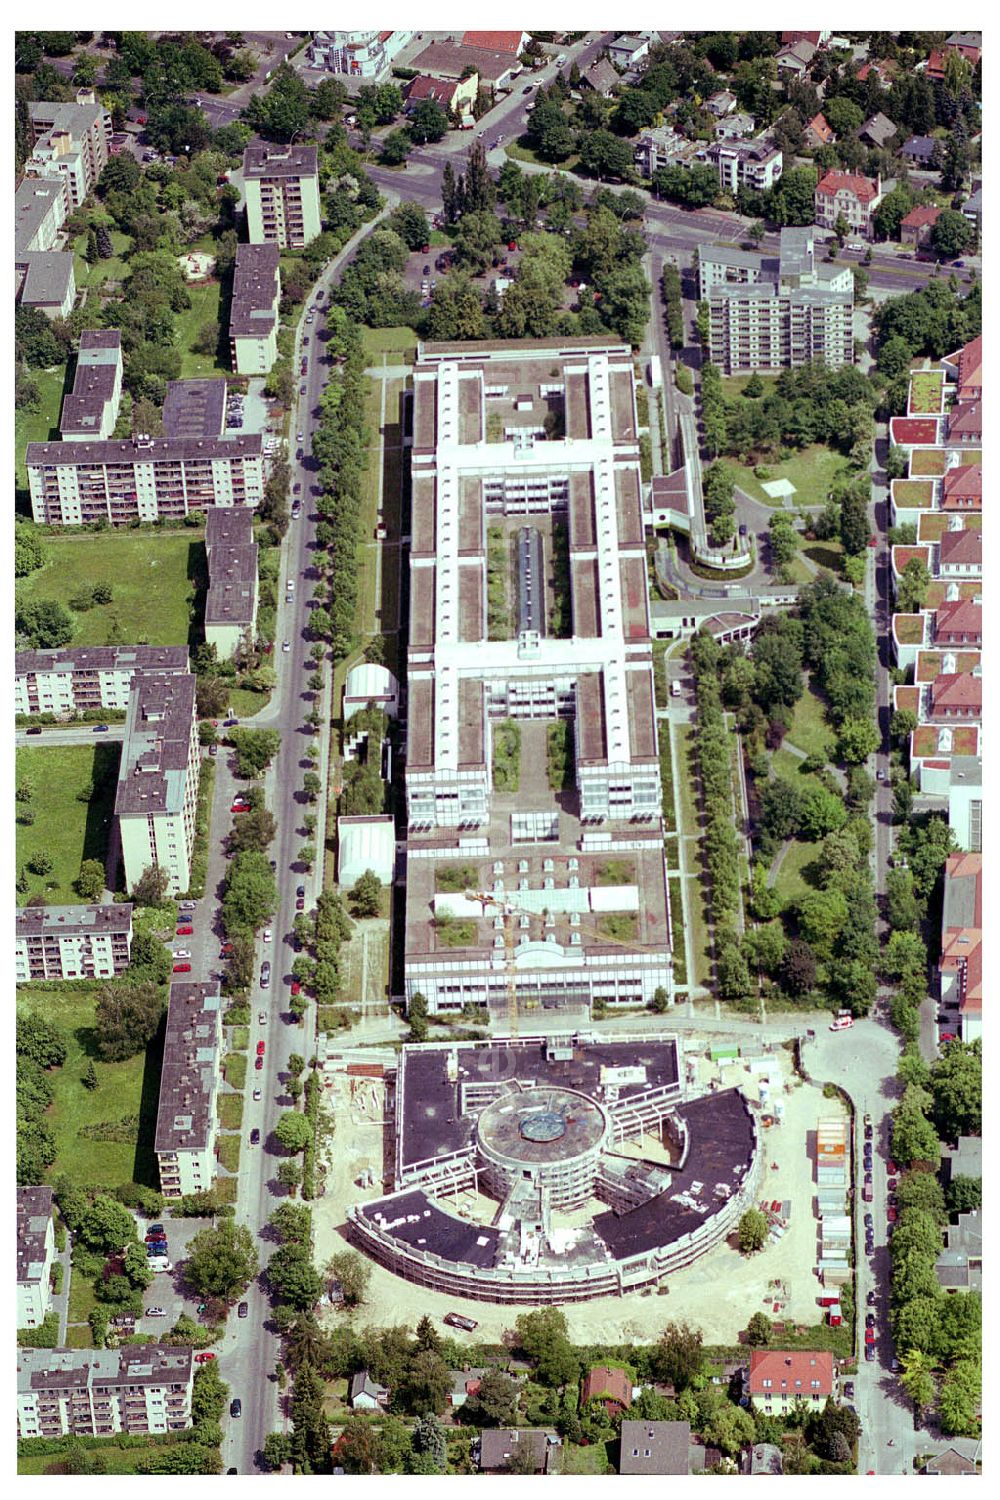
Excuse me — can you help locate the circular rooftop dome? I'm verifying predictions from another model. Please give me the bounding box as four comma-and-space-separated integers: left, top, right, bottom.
477, 1086, 608, 1169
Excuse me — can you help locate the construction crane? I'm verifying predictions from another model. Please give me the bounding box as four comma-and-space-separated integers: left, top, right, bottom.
469, 888, 670, 1038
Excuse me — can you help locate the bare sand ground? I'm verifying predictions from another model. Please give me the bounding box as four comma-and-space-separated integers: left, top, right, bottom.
311, 1048, 846, 1348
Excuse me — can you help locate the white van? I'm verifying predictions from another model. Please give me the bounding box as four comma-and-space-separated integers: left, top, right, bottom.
670, 680, 682, 698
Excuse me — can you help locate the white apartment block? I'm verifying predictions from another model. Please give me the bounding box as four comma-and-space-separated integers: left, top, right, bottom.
59, 329, 123, 440
154, 983, 223, 1199
16, 904, 133, 983
116, 672, 200, 898
948, 756, 982, 853
27, 92, 112, 206
17, 1347, 194, 1439
15, 645, 189, 719
308, 30, 414, 79
229, 242, 281, 375
701, 229, 854, 374
243, 143, 321, 249
704, 135, 783, 193
26, 434, 263, 526
17, 1187, 55, 1331
402, 337, 673, 1019
204, 506, 258, 660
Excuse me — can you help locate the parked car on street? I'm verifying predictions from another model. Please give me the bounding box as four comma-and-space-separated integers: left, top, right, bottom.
230, 1398, 242, 1418
238, 1302, 248, 1318
250, 1128, 260, 1145
260, 962, 271, 987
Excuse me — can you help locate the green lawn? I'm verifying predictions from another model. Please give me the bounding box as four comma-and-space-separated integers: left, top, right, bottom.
216, 1134, 241, 1173
801, 541, 844, 573
175, 278, 228, 378
16, 531, 204, 647
560, 1444, 612, 1475
361, 325, 418, 361
19, 1435, 193, 1476
785, 680, 833, 761
675, 725, 701, 841
217, 1092, 244, 1130
16, 744, 119, 904
222, 1053, 246, 1091
229, 686, 272, 719
72, 227, 132, 294
15, 364, 69, 492
730, 445, 851, 509
15, 986, 162, 1189
721, 373, 781, 400
772, 838, 822, 910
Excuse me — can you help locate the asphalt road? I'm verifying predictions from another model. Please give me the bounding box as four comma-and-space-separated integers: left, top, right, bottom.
15, 725, 126, 747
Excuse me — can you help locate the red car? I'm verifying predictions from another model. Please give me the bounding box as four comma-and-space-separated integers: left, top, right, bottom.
864, 1327, 876, 1344
887, 1161, 898, 1176
290, 980, 302, 997
256, 1040, 266, 1057
176, 925, 193, 936
255, 1055, 264, 1071
194, 1351, 216, 1363
507, 240, 518, 251
173, 962, 191, 974
887, 1206, 897, 1223
940, 1032, 957, 1043
868, 534, 878, 548
220, 943, 234, 957
231, 802, 249, 815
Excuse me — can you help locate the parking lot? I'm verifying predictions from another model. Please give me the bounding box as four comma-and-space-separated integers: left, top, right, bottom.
130, 1215, 215, 1330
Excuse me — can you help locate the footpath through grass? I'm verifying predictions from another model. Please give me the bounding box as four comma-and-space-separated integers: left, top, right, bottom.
16, 743, 119, 904
15, 985, 162, 1189
16, 531, 204, 647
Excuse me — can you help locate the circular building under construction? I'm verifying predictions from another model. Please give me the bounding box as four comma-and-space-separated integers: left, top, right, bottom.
347, 1035, 763, 1305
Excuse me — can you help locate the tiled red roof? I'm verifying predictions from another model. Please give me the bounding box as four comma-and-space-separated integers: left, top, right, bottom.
901, 204, 942, 229
939, 529, 982, 567
955, 335, 982, 397
816, 170, 881, 202
782, 30, 822, 45
581, 1365, 632, 1407
931, 672, 982, 711
941, 464, 982, 505
940, 853, 982, 1012
935, 599, 982, 641
806, 113, 835, 144
406, 74, 459, 104
748, 1350, 834, 1397
462, 30, 525, 53
890, 417, 941, 447
948, 401, 981, 438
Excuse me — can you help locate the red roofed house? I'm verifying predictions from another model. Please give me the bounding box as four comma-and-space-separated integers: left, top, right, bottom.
461, 31, 529, 55
941, 464, 982, 510
404, 72, 478, 124
929, 670, 982, 721
814, 171, 884, 239
900, 203, 942, 248
948, 402, 982, 444
934, 598, 982, 647
781, 31, 830, 48
748, 1351, 834, 1413
927, 41, 981, 80
804, 113, 836, 150
581, 1365, 632, 1416
938, 527, 982, 578
856, 60, 895, 88
942, 336, 982, 401
939, 852, 982, 1043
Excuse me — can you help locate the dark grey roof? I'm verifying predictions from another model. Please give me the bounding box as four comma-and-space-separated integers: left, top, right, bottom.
79, 329, 123, 350
619, 1420, 691, 1475
26, 434, 262, 465
16, 1186, 53, 1285
154, 983, 222, 1154
903, 135, 936, 160
61, 333, 121, 436
16, 644, 189, 679
14, 179, 64, 251
162, 378, 227, 440
243, 141, 318, 179
17, 903, 133, 940
20, 252, 74, 307
479, 1429, 553, 1473
18, 1345, 193, 1396
230, 242, 281, 339
115, 671, 197, 819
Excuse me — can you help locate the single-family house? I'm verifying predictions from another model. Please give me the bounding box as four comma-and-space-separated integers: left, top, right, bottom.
404, 72, 478, 125
461, 31, 528, 56
781, 31, 830, 48
449, 1369, 485, 1408
747, 1350, 835, 1412
902, 135, 937, 166
776, 39, 817, 78
618, 1420, 691, 1475
814, 171, 884, 238
581, 1365, 633, 1415
706, 90, 737, 118
920, 1449, 978, 1476
716, 112, 757, 142
927, 39, 981, 79
901, 204, 942, 248
607, 35, 651, 70
856, 60, 895, 89
804, 113, 836, 150
348, 1371, 389, 1410
744, 1442, 784, 1474
859, 111, 897, 149
478, 1429, 559, 1474
578, 57, 619, 96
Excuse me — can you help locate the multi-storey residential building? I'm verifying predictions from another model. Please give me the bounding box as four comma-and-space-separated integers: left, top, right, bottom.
204, 506, 258, 660
27, 92, 111, 206
633, 126, 703, 177
747, 1351, 835, 1413
948, 757, 982, 854
814, 171, 884, 239
243, 143, 321, 249
17, 1347, 194, 1439
308, 30, 414, 79
14, 176, 75, 319
16, 904, 133, 984
229, 243, 281, 375
16, 1187, 55, 1331
701, 229, 854, 374
402, 337, 673, 1019
154, 982, 223, 1199
59, 330, 123, 440
14, 174, 67, 252
939, 853, 982, 1043
702, 135, 783, 193
15, 644, 189, 719
26, 432, 263, 526
115, 672, 200, 897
